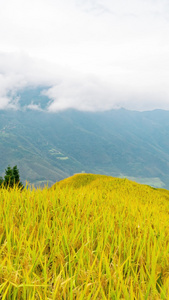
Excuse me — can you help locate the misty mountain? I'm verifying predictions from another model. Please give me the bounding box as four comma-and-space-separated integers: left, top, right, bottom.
1, 91, 169, 188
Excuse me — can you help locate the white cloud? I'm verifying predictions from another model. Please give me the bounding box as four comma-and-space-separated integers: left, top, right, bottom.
0, 0, 169, 111
26, 103, 42, 111
0, 52, 62, 110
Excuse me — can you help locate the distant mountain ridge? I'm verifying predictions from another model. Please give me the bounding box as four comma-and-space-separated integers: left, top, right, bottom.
1, 89, 169, 188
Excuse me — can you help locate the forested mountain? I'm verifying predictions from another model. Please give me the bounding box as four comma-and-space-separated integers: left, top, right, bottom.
1, 90, 169, 188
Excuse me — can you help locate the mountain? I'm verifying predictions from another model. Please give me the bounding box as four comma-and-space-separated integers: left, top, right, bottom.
1, 89, 169, 188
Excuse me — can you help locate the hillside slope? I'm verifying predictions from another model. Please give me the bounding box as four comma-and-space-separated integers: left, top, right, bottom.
54, 173, 169, 199
1, 102, 169, 188
1, 174, 169, 299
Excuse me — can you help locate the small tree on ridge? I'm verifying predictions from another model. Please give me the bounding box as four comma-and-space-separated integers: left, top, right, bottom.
3, 165, 24, 189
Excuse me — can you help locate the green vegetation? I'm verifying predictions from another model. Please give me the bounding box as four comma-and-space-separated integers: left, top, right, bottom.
0, 165, 23, 189
1, 174, 169, 298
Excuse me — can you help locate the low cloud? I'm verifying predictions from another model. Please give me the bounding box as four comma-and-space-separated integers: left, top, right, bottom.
0, 52, 60, 110
26, 103, 43, 111
45, 80, 169, 112
44, 76, 124, 112
0, 51, 169, 112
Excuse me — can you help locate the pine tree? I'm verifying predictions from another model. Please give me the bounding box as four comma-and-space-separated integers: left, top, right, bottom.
4, 165, 14, 188
13, 165, 24, 189
0, 176, 3, 187
13, 165, 20, 184
3, 165, 24, 189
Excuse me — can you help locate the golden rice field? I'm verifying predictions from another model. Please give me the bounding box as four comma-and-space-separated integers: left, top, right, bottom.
1, 174, 169, 299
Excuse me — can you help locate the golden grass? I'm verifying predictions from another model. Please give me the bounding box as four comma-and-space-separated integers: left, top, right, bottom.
0, 174, 169, 299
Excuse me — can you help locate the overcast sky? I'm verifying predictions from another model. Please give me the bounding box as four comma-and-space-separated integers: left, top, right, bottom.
0, 0, 169, 111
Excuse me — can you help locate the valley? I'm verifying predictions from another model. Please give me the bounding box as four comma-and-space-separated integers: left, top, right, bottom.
0, 92, 169, 188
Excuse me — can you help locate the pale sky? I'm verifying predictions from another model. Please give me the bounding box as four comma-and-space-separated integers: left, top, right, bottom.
0, 0, 169, 111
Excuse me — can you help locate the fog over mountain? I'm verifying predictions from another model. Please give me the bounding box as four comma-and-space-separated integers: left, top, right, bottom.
1, 51, 169, 113
0, 92, 169, 189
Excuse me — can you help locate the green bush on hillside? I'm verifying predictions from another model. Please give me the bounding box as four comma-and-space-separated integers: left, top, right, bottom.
0, 165, 24, 189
